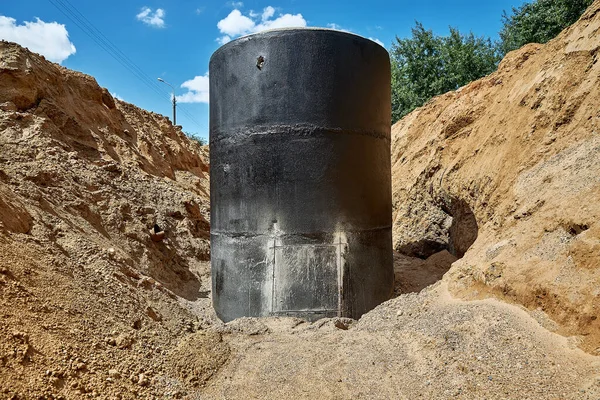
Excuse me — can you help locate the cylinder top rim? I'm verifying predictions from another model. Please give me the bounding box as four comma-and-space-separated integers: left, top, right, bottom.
210, 27, 387, 62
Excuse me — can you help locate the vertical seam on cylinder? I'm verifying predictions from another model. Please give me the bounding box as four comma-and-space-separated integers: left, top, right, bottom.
271, 237, 276, 313
337, 235, 342, 317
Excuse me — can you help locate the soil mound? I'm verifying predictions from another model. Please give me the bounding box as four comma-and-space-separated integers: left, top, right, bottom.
0, 40, 215, 398
391, 0, 600, 352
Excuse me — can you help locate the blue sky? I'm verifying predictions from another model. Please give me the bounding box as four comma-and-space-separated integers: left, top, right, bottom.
1, 0, 526, 140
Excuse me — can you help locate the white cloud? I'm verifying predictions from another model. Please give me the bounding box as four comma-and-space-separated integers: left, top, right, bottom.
261, 6, 275, 21
0, 15, 76, 63
216, 6, 306, 44
176, 73, 209, 103
255, 13, 306, 31
112, 92, 124, 101
217, 9, 254, 37
369, 37, 384, 47
229, 1, 244, 8
136, 7, 165, 28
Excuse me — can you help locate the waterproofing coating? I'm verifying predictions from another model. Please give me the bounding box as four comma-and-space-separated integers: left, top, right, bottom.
210, 28, 393, 322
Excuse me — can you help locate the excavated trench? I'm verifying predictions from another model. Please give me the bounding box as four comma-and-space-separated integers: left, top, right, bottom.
396, 194, 479, 259
443, 197, 479, 259
393, 195, 479, 294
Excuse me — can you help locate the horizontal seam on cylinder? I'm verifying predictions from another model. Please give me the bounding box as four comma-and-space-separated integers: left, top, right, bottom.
210, 123, 390, 144
211, 226, 393, 238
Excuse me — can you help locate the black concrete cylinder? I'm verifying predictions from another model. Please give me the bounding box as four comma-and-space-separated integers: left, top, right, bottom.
210, 28, 393, 322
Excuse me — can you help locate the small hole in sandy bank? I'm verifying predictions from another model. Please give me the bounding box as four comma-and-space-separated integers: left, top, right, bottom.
394, 196, 478, 295
568, 223, 589, 236
132, 319, 142, 330
256, 55, 265, 70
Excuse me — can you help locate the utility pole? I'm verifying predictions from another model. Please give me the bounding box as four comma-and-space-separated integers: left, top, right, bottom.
157, 78, 176, 125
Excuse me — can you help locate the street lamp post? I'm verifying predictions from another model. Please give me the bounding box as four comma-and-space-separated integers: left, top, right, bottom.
157, 78, 176, 125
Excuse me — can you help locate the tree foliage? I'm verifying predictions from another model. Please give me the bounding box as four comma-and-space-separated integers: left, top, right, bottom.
389, 0, 594, 123
499, 0, 593, 55
185, 132, 207, 146
391, 23, 500, 123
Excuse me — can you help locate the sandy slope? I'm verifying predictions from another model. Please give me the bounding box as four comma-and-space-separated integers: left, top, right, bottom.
390, 0, 600, 352
0, 40, 217, 398
202, 281, 600, 399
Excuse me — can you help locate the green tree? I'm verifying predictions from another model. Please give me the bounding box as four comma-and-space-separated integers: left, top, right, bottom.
391, 23, 499, 123
185, 132, 207, 146
499, 0, 593, 55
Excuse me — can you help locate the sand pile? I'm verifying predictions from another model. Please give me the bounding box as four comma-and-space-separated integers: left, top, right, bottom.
391, 0, 600, 353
